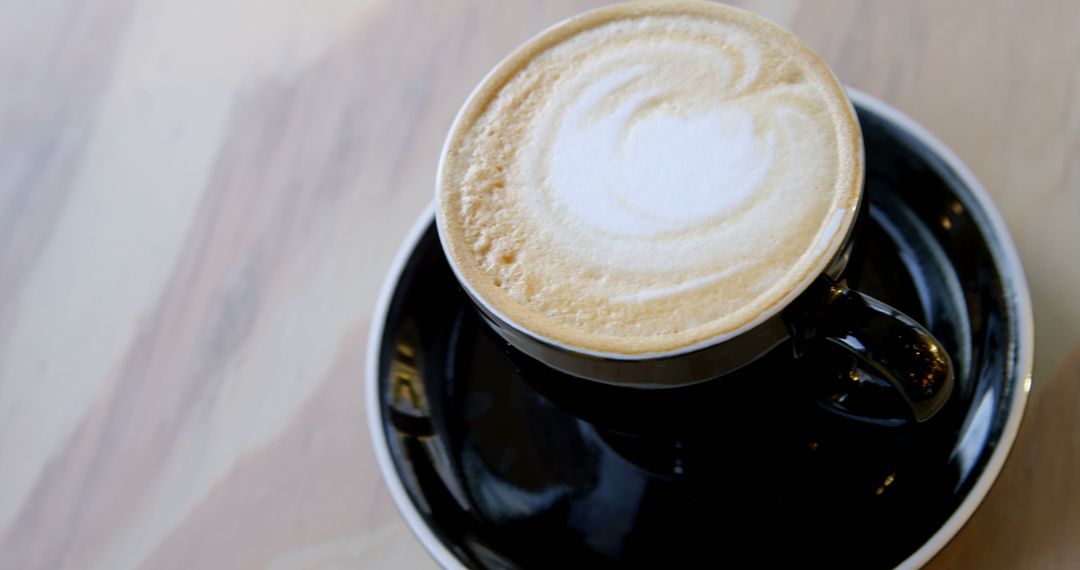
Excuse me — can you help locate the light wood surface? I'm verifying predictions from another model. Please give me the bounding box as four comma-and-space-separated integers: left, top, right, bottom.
1, 0, 1077, 568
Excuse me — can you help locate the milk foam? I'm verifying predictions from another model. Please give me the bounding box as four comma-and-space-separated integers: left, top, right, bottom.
544, 66, 773, 238
438, 2, 862, 355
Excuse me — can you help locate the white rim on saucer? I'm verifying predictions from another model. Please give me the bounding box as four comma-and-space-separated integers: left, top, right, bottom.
366, 90, 1034, 570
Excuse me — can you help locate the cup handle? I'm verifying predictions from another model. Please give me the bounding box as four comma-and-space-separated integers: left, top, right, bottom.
786, 277, 954, 422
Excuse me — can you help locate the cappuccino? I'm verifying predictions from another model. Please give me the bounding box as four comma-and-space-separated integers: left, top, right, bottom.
437, 1, 862, 356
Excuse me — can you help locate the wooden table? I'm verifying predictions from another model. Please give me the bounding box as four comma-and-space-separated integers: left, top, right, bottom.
1, 0, 1077, 567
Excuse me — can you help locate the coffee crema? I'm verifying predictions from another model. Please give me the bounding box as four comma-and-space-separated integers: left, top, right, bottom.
437, 1, 862, 356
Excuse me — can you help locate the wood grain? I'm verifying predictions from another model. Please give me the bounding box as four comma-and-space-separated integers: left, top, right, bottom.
0, 0, 1076, 568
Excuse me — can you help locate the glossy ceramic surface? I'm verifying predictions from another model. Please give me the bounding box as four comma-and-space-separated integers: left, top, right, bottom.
369, 95, 1031, 568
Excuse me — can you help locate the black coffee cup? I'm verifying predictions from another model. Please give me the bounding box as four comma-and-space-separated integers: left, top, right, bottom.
433, 2, 953, 423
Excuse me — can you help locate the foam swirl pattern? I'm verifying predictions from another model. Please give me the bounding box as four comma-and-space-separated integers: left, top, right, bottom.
438, 1, 862, 356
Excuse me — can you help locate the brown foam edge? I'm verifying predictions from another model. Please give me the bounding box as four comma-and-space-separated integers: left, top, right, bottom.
435, 0, 864, 357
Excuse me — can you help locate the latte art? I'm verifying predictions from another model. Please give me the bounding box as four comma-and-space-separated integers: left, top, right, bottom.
543, 65, 777, 239
438, 1, 862, 355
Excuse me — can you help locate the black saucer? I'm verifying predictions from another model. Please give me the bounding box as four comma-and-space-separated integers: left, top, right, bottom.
370, 97, 1030, 569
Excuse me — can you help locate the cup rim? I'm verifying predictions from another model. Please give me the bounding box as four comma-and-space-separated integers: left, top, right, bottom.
432, 1, 866, 360
366, 90, 1034, 569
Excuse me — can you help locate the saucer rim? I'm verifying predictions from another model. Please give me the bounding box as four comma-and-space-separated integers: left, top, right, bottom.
366, 89, 1034, 570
